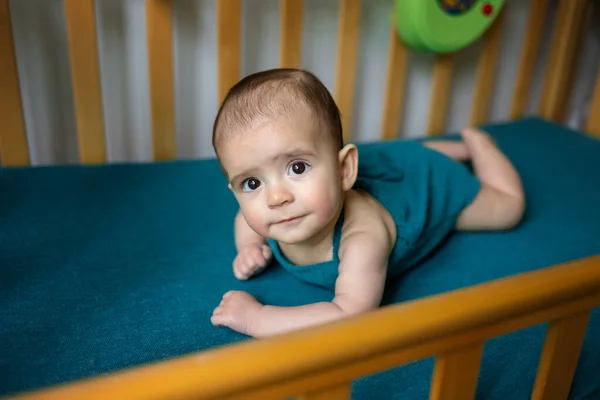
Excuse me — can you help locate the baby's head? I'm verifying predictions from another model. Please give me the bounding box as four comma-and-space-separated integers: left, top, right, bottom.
212, 68, 358, 245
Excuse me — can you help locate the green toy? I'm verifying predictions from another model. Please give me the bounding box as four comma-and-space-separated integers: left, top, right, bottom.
394, 0, 506, 54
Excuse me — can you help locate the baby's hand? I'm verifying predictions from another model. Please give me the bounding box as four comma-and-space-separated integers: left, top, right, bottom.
211, 290, 263, 336
233, 243, 272, 280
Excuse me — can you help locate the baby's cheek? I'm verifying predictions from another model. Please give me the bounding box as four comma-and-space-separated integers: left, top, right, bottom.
241, 207, 269, 236
310, 185, 340, 223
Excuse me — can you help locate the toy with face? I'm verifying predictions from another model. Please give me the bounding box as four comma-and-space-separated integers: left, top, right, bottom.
442, 0, 459, 7
440, 0, 477, 14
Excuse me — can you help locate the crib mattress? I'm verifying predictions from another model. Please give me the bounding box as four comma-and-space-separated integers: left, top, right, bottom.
1, 117, 600, 399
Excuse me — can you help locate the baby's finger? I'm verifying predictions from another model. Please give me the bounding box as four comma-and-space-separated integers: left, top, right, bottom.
233, 263, 246, 280
235, 270, 249, 280
252, 251, 266, 268
242, 250, 257, 267
246, 246, 262, 261
233, 254, 245, 268
245, 252, 262, 270
261, 244, 272, 260
211, 312, 226, 327
238, 252, 252, 270
233, 257, 245, 274
238, 253, 255, 274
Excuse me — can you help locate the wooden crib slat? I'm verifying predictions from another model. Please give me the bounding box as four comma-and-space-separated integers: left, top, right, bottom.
531, 311, 590, 400
280, 0, 303, 68
585, 68, 600, 137
426, 54, 453, 136
470, 11, 504, 126
334, 0, 361, 143
217, 0, 241, 105
0, 0, 29, 166
538, 0, 587, 122
298, 383, 351, 400
64, 0, 107, 164
509, 0, 548, 120
380, 22, 408, 140
146, 0, 176, 161
429, 343, 484, 400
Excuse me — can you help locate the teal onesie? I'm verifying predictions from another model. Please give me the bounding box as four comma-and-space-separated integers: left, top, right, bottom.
267, 139, 481, 291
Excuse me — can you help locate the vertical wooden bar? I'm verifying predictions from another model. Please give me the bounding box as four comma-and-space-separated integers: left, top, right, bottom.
470, 11, 504, 126
426, 54, 453, 136
531, 312, 590, 400
64, 0, 107, 164
280, 0, 303, 69
538, 0, 587, 122
217, 0, 241, 105
429, 342, 484, 400
585, 69, 600, 137
298, 383, 351, 400
0, 0, 29, 166
146, 0, 176, 161
380, 22, 408, 140
334, 0, 361, 143
563, 2, 590, 110
509, 0, 548, 120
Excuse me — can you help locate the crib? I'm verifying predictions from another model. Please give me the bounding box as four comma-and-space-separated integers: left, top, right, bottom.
1, 0, 600, 399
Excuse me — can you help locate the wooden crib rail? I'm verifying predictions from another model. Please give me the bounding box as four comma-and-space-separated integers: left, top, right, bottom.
11, 254, 600, 400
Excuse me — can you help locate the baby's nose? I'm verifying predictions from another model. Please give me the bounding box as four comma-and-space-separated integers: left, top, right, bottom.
267, 184, 294, 208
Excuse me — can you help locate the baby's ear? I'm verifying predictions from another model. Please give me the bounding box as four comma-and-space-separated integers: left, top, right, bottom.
228, 183, 233, 191
338, 144, 358, 191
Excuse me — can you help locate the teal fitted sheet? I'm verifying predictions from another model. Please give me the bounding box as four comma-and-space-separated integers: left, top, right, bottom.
1, 117, 599, 399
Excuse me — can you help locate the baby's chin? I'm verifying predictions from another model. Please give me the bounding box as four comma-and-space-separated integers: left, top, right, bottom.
267, 223, 328, 246
267, 231, 314, 246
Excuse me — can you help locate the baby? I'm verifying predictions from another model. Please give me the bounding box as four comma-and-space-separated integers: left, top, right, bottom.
210, 68, 525, 338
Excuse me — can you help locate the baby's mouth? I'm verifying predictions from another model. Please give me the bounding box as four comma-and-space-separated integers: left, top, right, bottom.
276, 215, 305, 224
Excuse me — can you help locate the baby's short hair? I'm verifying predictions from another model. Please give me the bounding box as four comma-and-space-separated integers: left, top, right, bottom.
212, 68, 343, 153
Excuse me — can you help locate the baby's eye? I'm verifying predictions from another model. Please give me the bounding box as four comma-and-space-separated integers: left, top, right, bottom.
241, 178, 261, 192
288, 161, 310, 176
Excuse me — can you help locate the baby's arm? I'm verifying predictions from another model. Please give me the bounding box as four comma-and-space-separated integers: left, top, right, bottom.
232, 210, 272, 280
221, 224, 392, 338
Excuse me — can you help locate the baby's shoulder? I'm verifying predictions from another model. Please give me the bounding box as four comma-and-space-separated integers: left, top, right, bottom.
338, 189, 397, 252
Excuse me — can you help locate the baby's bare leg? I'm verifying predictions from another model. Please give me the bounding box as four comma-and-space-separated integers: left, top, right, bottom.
424, 140, 470, 162
456, 128, 525, 231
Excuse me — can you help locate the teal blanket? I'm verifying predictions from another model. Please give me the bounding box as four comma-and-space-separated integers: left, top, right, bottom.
1, 118, 599, 399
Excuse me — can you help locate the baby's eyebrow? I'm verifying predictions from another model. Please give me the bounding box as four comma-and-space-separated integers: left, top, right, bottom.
272, 149, 315, 162
228, 149, 315, 185
229, 172, 252, 186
